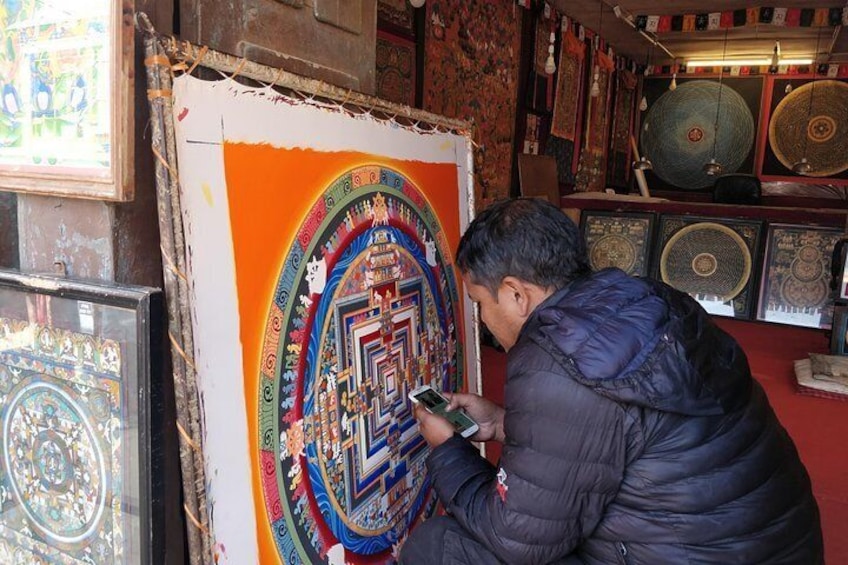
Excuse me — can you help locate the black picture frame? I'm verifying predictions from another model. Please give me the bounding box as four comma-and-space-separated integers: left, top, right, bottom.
579, 210, 656, 277
830, 304, 848, 356
757, 223, 844, 329
653, 214, 764, 319
0, 270, 164, 564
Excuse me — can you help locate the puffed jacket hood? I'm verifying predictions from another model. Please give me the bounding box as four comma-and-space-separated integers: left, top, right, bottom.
530, 267, 751, 417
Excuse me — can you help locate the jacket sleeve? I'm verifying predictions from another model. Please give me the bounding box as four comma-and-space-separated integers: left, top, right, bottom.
426, 359, 627, 564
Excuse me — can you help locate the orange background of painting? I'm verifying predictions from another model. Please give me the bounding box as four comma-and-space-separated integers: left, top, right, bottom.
223, 143, 464, 563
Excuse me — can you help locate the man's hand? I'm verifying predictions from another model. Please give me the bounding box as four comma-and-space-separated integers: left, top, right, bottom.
413, 403, 455, 448
445, 392, 505, 443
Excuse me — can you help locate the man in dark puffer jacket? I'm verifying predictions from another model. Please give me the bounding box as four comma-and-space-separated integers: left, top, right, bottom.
401, 198, 822, 564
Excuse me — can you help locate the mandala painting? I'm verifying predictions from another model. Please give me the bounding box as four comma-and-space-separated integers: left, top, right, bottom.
0, 274, 162, 564
171, 75, 477, 564
654, 215, 763, 319
640, 77, 763, 191
580, 211, 654, 277
757, 224, 844, 328
259, 168, 462, 562
0, 320, 122, 563
762, 78, 848, 182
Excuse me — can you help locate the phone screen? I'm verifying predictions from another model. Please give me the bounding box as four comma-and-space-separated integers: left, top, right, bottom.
412, 388, 477, 436
414, 389, 448, 411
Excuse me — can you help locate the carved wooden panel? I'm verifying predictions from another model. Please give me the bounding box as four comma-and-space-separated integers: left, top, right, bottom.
179, 0, 376, 93
314, 0, 363, 34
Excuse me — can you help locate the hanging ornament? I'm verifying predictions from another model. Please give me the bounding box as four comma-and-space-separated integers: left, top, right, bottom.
792, 157, 813, 175
639, 95, 648, 111
702, 157, 723, 176
791, 24, 825, 176
702, 29, 729, 177
785, 83, 793, 94
632, 156, 653, 171
669, 72, 677, 91
545, 31, 557, 74
590, 66, 601, 97
590, 1, 603, 98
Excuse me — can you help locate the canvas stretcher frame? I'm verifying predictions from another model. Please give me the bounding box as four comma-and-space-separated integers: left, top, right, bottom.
140, 15, 479, 565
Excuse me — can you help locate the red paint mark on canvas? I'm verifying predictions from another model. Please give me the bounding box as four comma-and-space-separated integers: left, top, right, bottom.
178, 107, 189, 121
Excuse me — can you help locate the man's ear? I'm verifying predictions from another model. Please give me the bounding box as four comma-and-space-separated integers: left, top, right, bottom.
500, 276, 533, 317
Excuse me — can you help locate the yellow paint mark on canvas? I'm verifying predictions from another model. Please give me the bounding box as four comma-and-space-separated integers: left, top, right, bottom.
201, 183, 214, 207
440, 140, 453, 151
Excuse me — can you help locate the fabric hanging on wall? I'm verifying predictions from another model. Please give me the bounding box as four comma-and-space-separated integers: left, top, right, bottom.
376, 30, 416, 107
377, 0, 415, 34
423, 0, 521, 204
607, 69, 637, 188
544, 135, 577, 185
550, 29, 586, 141
535, 13, 551, 75
170, 75, 478, 565
575, 49, 614, 191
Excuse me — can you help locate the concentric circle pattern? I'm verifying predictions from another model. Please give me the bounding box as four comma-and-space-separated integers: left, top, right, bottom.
259, 166, 462, 562
589, 235, 637, 273
660, 222, 752, 301
3, 382, 106, 545
642, 81, 755, 189
769, 80, 848, 177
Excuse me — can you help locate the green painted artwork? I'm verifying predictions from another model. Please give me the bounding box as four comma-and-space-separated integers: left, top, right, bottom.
0, 0, 111, 174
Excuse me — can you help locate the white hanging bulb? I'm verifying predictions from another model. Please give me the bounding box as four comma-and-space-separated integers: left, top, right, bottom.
669, 72, 677, 91
544, 32, 557, 74
785, 83, 793, 94
409, 0, 425, 8
639, 95, 648, 111
590, 66, 601, 97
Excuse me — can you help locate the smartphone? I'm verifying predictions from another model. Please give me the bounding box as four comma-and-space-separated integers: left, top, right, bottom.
408, 385, 479, 439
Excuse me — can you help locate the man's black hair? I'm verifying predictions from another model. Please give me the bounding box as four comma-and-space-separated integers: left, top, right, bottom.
456, 198, 590, 296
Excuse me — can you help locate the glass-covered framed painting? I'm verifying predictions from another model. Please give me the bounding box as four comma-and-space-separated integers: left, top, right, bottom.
579, 210, 655, 277
0, 270, 163, 563
0, 0, 134, 200
654, 214, 764, 319
757, 223, 844, 329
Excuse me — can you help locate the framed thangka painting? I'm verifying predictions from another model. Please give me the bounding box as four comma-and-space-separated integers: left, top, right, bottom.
639, 77, 763, 192
654, 215, 763, 319
376, 30, 416, 107
761, 78, 848, 183
580, 211, 655, 277
0, 270, 163, 563
0, 0, 134, 200
170, 75, 478, 563
757, 224, 844, 329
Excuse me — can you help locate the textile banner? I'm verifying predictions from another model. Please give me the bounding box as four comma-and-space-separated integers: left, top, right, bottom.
172, 75, 478, 564
376, 30, 416, 107
575, 50, 614, 191
635, 6, 841, 29
607, 69, 637, 187
550, 30, 585, 141
424, 0, 521, 203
